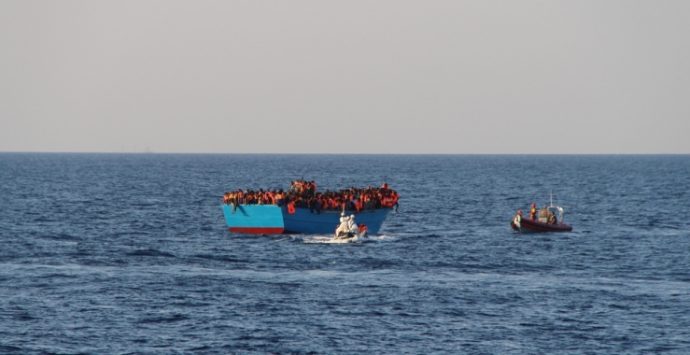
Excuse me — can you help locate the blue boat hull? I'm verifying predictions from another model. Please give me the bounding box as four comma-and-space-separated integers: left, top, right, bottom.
283, 208, 391, 234
221, 205, 284, 234
221, 204, 392, 235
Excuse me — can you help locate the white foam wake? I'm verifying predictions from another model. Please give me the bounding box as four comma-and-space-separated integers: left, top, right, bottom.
299, 234, 397, 244
301, 235, 359, 244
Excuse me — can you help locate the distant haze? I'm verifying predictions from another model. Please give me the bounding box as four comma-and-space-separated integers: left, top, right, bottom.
1, 1, 689, 154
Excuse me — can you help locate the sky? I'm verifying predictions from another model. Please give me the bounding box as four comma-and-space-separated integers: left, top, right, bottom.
1, 0, 689, 154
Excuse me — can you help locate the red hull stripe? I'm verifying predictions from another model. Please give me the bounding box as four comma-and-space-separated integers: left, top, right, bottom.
229, 227, 284, 234
511, 221, 572, 232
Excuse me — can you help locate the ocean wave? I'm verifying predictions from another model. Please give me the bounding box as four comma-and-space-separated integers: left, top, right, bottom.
126, 249, 176, 258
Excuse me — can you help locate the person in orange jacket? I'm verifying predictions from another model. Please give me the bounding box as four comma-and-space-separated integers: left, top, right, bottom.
529, 202, 537, 220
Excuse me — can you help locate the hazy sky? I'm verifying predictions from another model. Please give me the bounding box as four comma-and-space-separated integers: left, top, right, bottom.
1, 1, 688, 154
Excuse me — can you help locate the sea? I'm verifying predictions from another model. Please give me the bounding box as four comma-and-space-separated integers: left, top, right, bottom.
1, 153, 689, 354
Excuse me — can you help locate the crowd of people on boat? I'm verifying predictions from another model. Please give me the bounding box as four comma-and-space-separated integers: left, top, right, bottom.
222, 180, 399, 212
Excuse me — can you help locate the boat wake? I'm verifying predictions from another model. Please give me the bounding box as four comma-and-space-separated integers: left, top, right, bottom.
299, 234, 396, 244
302, 236, 360, 244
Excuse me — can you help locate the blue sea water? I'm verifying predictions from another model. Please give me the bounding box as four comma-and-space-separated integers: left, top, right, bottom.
1, 153, 689, 354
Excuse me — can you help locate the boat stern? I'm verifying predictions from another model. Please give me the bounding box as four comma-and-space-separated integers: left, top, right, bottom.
222, 204, 284, 234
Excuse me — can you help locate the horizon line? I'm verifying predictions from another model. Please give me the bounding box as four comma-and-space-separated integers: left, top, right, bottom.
1, 150, 689, 156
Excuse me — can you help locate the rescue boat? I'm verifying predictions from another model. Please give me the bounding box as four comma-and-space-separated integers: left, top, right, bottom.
332, 214, 369, 242
510, 197, 573, 233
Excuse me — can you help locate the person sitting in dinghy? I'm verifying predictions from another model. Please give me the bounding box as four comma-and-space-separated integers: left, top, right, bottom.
513, 210, 522, 228
548, 212, 557, 224
358, 224, 368, 237
538, 206, 550, 223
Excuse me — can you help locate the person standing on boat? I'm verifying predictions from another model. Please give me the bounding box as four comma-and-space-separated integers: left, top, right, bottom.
529, 203, 537, 220
347, 215, 358, 235
335, 212, 349, 238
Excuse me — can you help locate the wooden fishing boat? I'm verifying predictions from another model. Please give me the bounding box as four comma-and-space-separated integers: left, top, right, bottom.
221, 181, 395, 235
